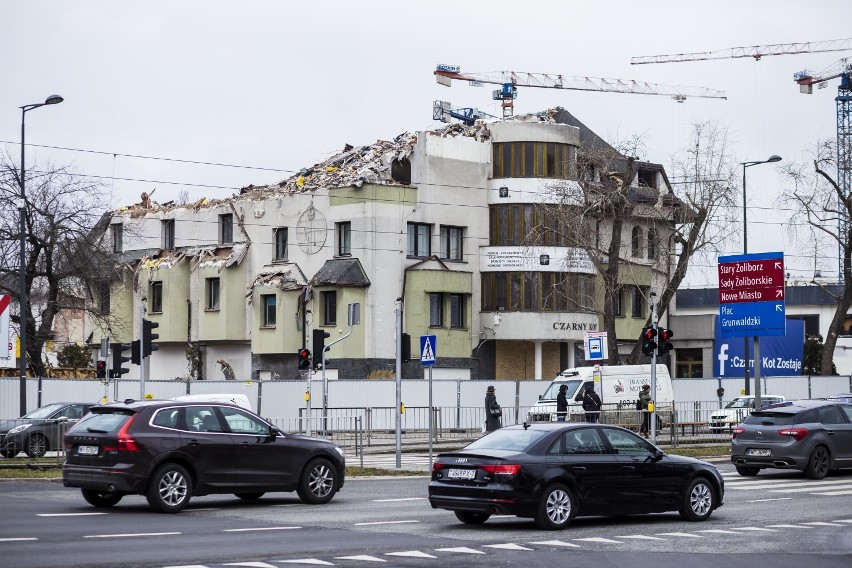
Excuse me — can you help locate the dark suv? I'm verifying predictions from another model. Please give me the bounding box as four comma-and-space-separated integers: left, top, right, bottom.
731, 400, 852, 479
62, 399, 345, 513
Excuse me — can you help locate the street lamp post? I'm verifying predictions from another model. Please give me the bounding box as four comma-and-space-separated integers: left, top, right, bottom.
18, 94, 63, 415
740, 154, 781, 397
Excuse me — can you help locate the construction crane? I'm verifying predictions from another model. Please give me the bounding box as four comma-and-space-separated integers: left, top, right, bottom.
432, 100, 498, 126
433, 65, 726, 119
631, 38, 852, 65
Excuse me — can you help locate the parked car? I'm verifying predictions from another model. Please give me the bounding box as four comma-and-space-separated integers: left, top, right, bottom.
428, 422, 724, 530
0, 402, 93, 458
827, 393, 852, 404
708, 395, 785, 432
731, 399, 852, 479
62, 399, 345, 513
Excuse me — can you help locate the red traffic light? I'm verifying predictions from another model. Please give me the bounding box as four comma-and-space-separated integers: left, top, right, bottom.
299, 349, 311, 360
643, 327, 657, 340
659, 328, 674, 341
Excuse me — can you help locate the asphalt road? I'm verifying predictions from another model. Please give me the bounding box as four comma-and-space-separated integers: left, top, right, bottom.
1, 462, 851, 568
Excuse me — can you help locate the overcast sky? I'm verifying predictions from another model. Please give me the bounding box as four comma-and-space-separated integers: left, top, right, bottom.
3, 0, 851, 287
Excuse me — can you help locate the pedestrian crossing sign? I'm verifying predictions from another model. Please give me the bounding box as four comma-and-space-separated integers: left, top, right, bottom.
420, 335, 437, 366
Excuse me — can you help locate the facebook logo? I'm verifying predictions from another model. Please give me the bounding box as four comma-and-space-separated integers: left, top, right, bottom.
717, 344, 729, 376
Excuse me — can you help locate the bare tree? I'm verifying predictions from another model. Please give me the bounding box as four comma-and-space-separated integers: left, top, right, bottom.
626, 121, 740, 362
0, 154, 119, 376
779, 139, 850, 374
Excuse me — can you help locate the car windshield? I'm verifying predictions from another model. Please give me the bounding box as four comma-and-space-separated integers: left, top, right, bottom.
742, 412, 796, 426
67, 410, 134, 434
541, 380, 582, 401
464, 428, 550, 452
726, 399, 753, 409
22, 403, 66, 419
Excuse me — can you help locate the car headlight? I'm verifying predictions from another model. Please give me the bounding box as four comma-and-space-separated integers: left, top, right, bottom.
334, 446, 345, 459
8, 424, 32, 435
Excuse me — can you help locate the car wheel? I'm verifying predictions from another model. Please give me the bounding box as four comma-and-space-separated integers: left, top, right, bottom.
454, 511, 491, 525
25, 434, 47, 458
235, 493, 265, 501
679, 478, 715, 521
146, 463, 192, 513
735, 466, 760, 476
0, 448, 18, 458
297, 457, 338, 504
805, 445, 831, 480
81, 489, 123, 508
534, 483, 574, 530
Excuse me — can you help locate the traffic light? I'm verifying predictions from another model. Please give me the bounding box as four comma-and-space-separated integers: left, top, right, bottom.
131, 340, 141, 365
641, 325, 657, 356
657, 327, 674, 357
110, 342, 131, 377
96, 360, 106, 379
142, 319, 159, 357
312, 328, 331, 369
400, 332, 411, 363
298, 348, 312, 371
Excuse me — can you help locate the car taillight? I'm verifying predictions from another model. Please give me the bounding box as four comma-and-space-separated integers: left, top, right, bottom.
103, 415, 140, 452
432, 462, 446, 472
481, 464, 521, 478
732, 426, 744, 439
778, 427, 809, 442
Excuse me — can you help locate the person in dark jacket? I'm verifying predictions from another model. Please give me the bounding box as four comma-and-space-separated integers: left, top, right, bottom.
485, 385, 502, 432
582, 384, 602, 423
556, 384, 569, 421
639, 384, 652, 438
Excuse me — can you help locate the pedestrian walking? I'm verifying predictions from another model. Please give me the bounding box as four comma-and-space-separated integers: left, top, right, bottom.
582, 384, 602, 423
556, 384, 569, 421
485, 385, 502, 432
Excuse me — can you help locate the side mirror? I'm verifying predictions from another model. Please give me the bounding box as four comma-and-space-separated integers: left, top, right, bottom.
270, 426, 283, 438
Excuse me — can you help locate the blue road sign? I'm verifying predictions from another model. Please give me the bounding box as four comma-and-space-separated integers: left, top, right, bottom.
587, 337, 603, 360
420, 335, 437, 366
718, 251, 786, 338
714, 316, 804, 377
719, 301, 786, 338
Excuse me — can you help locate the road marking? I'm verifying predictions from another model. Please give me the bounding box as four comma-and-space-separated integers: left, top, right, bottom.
163, 565, 209, 568
812, 489, 852, 496
184, 508, 219, 512
334, 555, 386, 562
37, 513, 107, 517
731, 527, 778, 532
354, 520, 420, 526
573, 537, 622, 544
278, 560, 334, 566
224, 562, 279, 568
435, 547, 486, 554
655, 532, 702, 538
800, 521, 846, 526
385, 551, 437, 558
372, 497, 427, 502
617, 535, 666, 540
728, 479, 852, 490
529, 540, 581, 547
836, 519, 852, 523
223, 527, 302, 532
0, 537, 38, 542
770, 485, 852, 494
766, 524, 813, 529
695, 530, 741, 534
483, 543, 533, 550
84, 532, 180, 538
747, 498, 793, 503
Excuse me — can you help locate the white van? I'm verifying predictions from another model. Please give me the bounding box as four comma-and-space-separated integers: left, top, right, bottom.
527, 364, 674, 422
172, 394, 253, 411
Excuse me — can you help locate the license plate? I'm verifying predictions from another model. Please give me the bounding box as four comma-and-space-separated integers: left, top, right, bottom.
78, 445, 99, 456
747, 449, 771, 457
446, 468, 476, 480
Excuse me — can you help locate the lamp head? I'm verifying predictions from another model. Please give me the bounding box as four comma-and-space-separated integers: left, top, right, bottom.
767, 155, 782, 163
44, 94, 64, 105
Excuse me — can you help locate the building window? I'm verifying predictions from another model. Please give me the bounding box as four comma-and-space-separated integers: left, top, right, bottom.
450, 294, 464, 328
151, 281, 163, 313
261, 294, 276, 327
111, 224, 123, 253
492, 142, 574, 179
321, 291, 337, 325
631, 226, 642, 257
675, 348, 703, 378
407, 223, 431, 257
489, 204, 578, 247
613, 288, 623, 317
631, 287, 644, 318
274, 227, 288, 261
162, 219, 175, 251
100, 283, 110, 315
429, 293, 443, 327
440, 226, 464, 261
647, 228, 657, 259
219, 213, 233, 245
336, 222, 351, 256
481, 272, 595, 312
206, 278, 220, 310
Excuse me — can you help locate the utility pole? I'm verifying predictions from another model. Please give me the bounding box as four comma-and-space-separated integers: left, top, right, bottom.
650, 292, 658, 443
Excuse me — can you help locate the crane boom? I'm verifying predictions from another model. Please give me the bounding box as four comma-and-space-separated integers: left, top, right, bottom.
631, 38, 852, 65
434, 69, 727, 100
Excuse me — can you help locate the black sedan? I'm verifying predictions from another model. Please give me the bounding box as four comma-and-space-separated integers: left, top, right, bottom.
429, 422, 724, 530
0, 402, 92, 458
63, 399, 345, 513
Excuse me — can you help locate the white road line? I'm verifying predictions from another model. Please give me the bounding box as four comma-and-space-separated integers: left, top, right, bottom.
163, 565, 209, 568
812, 489, 852, 496
766, 524, 814, 529
655, 532, 702, 538
617, 535, 667, 540
372, 498, 427, 502
0, 537, 38, 542
573, 537, 622, 544
223, 527, 302, 532
36, 512, 107, 517
800, 521, 847, 526
224, 562, 279, 568
277, 560, 334, 566
84, 532, 180, 538
835, 519, 852, 523
728, 480, 852, 491
482, 543, 533, 550
529, 540, 581, 547
354, 520, 420, 526
435, 547, 486, 554
385, 551, 437, 558
334, 555, 386, 562
770, 485, 852, 494
730, 527, 778, 532
747, 497, 793, 503
695, 529, 741, 534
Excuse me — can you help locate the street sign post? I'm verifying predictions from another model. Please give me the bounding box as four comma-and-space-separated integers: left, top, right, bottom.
420, 334, 437, 468
583, 331, 608, 362
718, 252, 786, 338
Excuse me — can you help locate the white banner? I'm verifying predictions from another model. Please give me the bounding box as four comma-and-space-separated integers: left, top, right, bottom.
480, 246, 595, 273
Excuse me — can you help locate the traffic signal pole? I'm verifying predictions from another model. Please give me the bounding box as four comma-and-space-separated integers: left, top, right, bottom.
139, 306, 146, 399
650, 292, 658, 443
